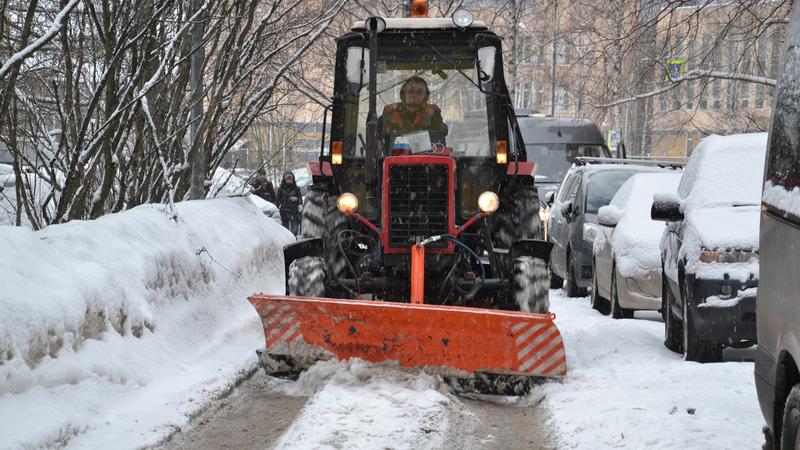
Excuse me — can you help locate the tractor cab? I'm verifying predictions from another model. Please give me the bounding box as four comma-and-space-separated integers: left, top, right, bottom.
325, 12, 525, 224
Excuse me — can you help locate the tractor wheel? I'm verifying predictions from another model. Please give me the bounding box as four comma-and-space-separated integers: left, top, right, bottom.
288, 256, 326, 297
301, 188, 347, 281
512, 256, 550, 313
492, 182, 542, 248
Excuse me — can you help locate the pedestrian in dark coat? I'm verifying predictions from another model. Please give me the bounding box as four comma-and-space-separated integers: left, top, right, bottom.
250, 168, 276, 203
276, 171, 302, 235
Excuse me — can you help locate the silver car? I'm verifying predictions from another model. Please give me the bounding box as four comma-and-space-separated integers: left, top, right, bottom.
592, 172, 682, 318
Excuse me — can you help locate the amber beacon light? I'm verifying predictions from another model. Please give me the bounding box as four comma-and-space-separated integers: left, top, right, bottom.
411, 0, 428, 17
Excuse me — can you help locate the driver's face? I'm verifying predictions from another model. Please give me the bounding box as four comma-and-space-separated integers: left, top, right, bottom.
403, 82, 427, 107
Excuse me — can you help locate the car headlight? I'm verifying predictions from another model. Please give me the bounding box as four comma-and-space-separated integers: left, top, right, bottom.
477, 191, 500, 214
583, 222, 600, 244
337, 192, 359, 215
698, 248, 758, 264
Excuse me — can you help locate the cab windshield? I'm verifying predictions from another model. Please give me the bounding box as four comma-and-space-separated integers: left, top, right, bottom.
344, 55, 491, 157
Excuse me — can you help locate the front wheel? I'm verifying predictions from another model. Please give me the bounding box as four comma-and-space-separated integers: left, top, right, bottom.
781, 384, 800, 450
663, 268, 683, 353
681, 278, 722, 362
288, 256, 326, 297
565, 252, 587, 297
610, 267, 633, 319
591, 265, 610, 315
512, 256, 550, 313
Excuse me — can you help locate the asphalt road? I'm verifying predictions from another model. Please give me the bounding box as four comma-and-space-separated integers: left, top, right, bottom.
152, 370, 556, 450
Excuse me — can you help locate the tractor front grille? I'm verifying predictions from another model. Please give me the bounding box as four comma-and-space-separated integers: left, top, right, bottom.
388, 164, 450, 247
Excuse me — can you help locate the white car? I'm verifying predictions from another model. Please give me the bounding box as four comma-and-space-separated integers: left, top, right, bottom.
591, 171, 682, 318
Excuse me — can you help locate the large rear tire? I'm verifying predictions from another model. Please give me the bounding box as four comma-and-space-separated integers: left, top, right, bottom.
288, 256, 326, 297
301, 188, 347, 281
512, 256, 550, 313
492, 182, 542, 248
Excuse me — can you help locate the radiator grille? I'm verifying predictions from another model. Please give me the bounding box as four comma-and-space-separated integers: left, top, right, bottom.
388, 164, 450, 247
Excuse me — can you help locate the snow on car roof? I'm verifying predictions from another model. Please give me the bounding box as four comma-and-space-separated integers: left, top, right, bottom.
678, 133, 767, 210
351, 18, 488, 31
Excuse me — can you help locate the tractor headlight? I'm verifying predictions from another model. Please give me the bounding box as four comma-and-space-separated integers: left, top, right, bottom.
478, 191, 499, 214
337, 193, 359, 215
452, 9, 474, 28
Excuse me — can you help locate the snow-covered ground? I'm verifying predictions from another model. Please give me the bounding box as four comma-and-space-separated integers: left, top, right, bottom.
540, 290, 762, 449
0, 199, 765, 449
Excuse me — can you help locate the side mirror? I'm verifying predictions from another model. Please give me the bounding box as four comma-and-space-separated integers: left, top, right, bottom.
346, 47, 370, 93
545, 191, 555, 205
651, 195, 683, 222
597, 205, 621, 227
476, 46, 496, 88
560, 201, 573, 219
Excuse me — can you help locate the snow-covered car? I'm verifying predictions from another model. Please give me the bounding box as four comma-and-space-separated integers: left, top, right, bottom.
546, 162, 664, 297
592, 171, 682, 318
653, 132, 766, 363
755, 5, 800, 445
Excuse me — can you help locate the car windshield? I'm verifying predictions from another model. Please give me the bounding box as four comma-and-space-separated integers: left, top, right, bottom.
344, 54, 491, 157
585, 169, 639, 214
526, 144, 608, 183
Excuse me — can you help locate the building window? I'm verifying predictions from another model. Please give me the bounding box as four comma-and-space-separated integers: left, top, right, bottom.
686, 38, 695, 110
727, 40, 737, 111
699, 34, 710, 110
556, 40, 569, 65
515, 80, 532, 108
713, 78, 721, 110
517, 34, 533, 64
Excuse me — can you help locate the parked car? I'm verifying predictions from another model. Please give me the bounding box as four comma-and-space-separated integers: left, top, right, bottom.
755, 3, 800, 446
547, 161, 663, 296
592, 171, 682, 318
516, 113, 611, 205
653, 133, 766, 363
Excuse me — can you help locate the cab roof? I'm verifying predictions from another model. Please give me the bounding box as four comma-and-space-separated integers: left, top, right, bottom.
351, 18, 488, 31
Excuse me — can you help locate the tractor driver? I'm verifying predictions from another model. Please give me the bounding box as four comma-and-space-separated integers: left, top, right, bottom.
380, 76, 448, 150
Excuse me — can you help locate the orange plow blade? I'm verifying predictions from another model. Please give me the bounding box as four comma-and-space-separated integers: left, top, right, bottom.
248, 295, 567, 380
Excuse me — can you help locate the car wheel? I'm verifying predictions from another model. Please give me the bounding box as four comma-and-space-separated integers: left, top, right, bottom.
781, 384, 800, 450
565, 251, 587, 297
591, 265, 610, 315
550, 267, 564, 289
610, 266, 634, 319
681, 277, 722, 363
662, 267, 683, 353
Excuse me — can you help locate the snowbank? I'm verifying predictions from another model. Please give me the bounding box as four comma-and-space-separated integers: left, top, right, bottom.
537, 290, 763, 449
0, 197, 293, 449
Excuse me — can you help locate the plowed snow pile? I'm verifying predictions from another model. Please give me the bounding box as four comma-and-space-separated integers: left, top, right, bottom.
0, 197, 292, 449
274, 359, 450, 449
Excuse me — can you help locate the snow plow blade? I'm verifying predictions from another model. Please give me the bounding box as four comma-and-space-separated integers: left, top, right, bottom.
248, 295, 566, 394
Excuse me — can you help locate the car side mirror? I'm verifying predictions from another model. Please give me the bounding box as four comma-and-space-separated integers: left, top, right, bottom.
597, 205, 621, 227
545, 191, 555, 205
651, 196, 683, 222
561, 201, 573, 219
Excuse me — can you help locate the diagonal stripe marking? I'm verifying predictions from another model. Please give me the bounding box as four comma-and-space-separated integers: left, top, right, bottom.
514, 323, 545, 346
518, 329, 560, 372
517, 325, 556, 360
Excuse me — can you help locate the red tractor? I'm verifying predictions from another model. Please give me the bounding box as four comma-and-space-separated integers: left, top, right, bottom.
250, 3, 564, 394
